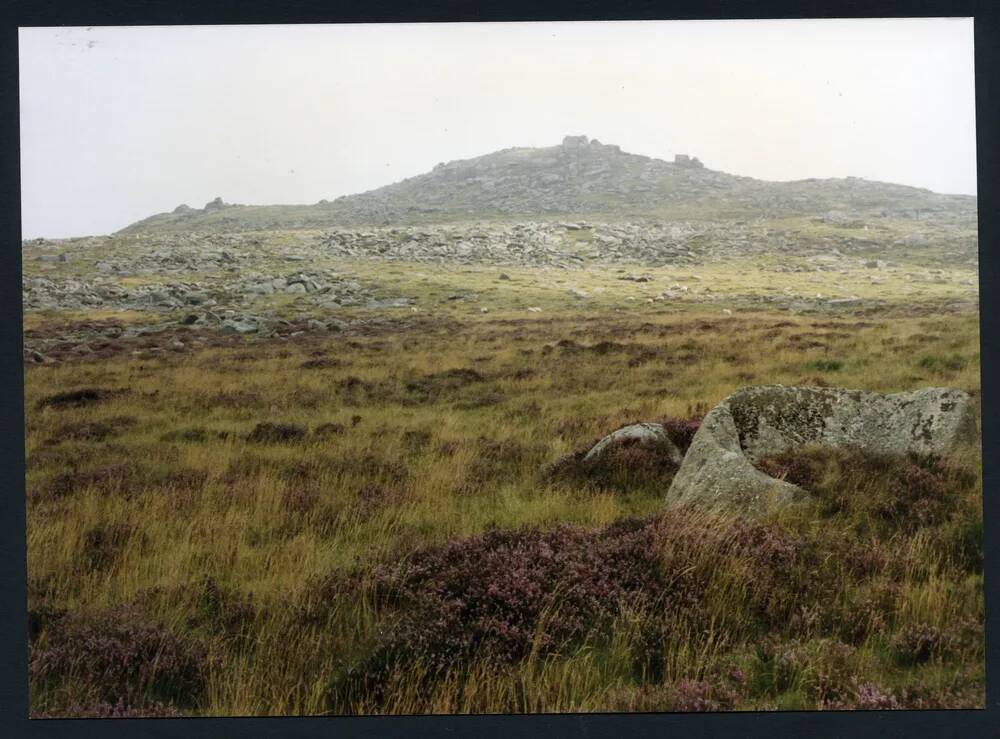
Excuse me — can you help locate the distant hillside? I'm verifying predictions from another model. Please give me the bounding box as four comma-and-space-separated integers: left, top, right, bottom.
119, 136, 977, 234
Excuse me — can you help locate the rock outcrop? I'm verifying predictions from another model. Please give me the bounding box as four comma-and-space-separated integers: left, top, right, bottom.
117, 137, 977, 235
666, 385, 979, 513
674, 154, 704, 169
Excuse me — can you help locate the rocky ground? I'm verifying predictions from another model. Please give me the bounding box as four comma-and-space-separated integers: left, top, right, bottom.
21, 212, 979, 366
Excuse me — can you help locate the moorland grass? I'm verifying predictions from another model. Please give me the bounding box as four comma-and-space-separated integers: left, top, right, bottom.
25, 305, 982, 715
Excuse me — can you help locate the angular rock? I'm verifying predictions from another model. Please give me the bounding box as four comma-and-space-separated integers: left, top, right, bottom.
666, 384, 979, 513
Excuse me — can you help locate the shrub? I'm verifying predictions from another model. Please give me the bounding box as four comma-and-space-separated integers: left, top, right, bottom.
80, 522, 136, 571
300, 358, 342, 369
47, 416, 137, 444
161, 427, 231, 443
667, 678, 741, 712
658, 415, 703, 451
917, 354, 968, 373
893, 623, 952, 665
823, 681, 900, 710
28, 602, 66, 642
805, 359, 843, 372
331, 512, 809, 704
755, 448, 976, 534
246, 422, 308, 443
751, 638, 857, 704
282, 487, 319, 514
852, 682, 900, 710
32, 698, 186, 719
188, 577, 257, 644
755, 448, 829, 489
33, 461, 147, 503
37, 387, 124, 409
404, 368, 484, 401
30, 607, 208, 708
313, 422, 346, 438
546, 415, 703, 493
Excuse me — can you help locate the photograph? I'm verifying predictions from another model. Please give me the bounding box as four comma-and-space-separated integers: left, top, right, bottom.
19, 18, 983, 717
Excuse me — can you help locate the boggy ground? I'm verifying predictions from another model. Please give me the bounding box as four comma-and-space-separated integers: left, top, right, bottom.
24, 280, 983, 716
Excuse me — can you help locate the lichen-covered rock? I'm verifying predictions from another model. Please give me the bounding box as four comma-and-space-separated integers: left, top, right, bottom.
583, 422, 683, 465
666, 385, 979, 513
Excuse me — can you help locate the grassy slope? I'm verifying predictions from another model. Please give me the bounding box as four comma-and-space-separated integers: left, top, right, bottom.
25, 271, 983, 715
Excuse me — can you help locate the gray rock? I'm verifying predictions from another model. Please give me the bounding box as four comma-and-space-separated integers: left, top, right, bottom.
584, 422, 683, 465
221, 319, 258, 335
666, 384, 978, 514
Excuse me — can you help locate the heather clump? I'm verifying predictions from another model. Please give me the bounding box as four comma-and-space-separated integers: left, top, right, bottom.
892, 622, 953, 665
755, 447, 977, 534
546, 414, 703, 494
657, 414, 703, 451
611, 665, 746, 712
545, 437, 682, 493
188, 577, 258, 644
370, 519, 669, 664
666, 677, 742, 712
246, 422, 308, 443
37, 387, 124, 409
29, 607, 208, 712
749, 637, 859, 704
32, 460, 148, 503
47, 415, 137, 444
80, 522, 138, 571
32, 698, 187, 719
332, 511, 813, 703
822, 681, 900, 710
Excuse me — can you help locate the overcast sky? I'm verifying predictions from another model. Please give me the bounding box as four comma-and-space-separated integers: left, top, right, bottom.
19, 18, 977, 239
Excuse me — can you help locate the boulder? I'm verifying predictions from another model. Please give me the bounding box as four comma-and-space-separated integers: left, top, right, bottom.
220, 319, 258, 335
584, 422, 683, 465
666, 385, 978, 513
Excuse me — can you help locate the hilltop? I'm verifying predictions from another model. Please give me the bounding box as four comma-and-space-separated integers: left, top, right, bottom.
117, 136, 977, 234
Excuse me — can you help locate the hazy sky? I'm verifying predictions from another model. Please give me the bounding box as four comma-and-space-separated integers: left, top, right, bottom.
20, 19, 977, 239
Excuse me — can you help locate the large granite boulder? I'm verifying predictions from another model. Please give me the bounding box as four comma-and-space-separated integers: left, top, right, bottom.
666, 385, 979, 513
